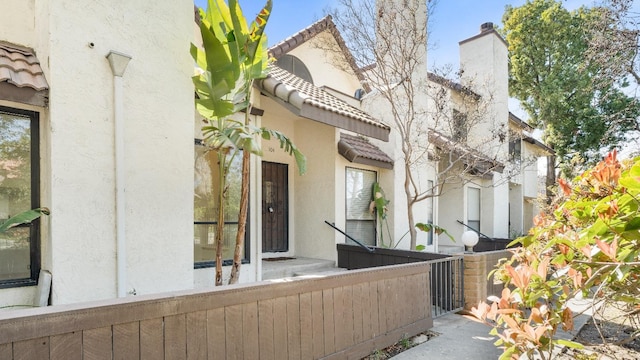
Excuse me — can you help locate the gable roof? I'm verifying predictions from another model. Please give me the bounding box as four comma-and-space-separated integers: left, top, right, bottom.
268, 15, 371, 93
0, 42, 48, 107
428, 129, 505, 176
509, 112, 554, 155
427, 72, 480, 99
257, 64, 390, 141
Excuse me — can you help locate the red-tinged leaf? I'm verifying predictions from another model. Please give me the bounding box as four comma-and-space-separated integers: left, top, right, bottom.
523, 324, 539, 343
579, 244, 592, 259
489, 302, 499, 321
561, 307, 574, 331
530, 307, 543, 323
470, 302, 491, 321
595, 238, 617, 261
502, 314, 522, 332
558, 178, 572, 196
536, 257, 550, 279
496, 308, 522, 315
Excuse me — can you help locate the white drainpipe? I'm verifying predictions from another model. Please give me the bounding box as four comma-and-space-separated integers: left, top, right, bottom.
106, 51, 132, 298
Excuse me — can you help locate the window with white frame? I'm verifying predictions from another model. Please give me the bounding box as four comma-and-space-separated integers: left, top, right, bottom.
467, 187, 481, 232
0, 106, 40, 288
345, 168, 376, 246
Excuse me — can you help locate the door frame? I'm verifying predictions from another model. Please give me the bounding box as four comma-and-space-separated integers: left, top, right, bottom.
261, 161, 292, 257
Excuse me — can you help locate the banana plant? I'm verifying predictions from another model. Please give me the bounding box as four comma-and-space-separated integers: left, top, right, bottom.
192, 0, 305, 285
0, 208, 49, 234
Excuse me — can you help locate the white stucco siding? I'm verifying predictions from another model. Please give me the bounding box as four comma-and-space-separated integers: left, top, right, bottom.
437, 180, 465, 249
1, 0, 36, 48
522, 144, 542, 198
362, 89, 437, 250
43, 0, 194, 304
292, 119, 338, 261
460, 30, 509, 162
288, 33, 362, 96
509, 184, 524, 237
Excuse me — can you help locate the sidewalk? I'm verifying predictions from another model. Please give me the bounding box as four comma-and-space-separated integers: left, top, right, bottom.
391, 298, 593, 359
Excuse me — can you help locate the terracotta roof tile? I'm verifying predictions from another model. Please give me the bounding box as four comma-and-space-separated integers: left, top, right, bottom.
259, 64, 389, 141
268, 16, 371, 93
338, 133, 393, 169
0, 42, 48, 91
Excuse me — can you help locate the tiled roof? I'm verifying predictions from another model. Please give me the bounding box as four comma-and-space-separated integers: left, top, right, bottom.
427, 72, 480, 99
338, 133, 393, 169
268, 16, 371, 93
269, 16, 335, 59
428, 129, 504, 175
0, 42, 48, 91
258, 64, 390, 141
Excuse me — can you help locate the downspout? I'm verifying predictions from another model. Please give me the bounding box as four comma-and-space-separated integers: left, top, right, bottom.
106, 51, 132, 298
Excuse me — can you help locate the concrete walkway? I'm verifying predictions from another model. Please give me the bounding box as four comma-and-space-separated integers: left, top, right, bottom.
391, 297, 594, 359
390, 312, 502, 359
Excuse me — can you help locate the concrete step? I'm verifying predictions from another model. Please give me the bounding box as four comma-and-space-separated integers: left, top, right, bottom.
262, 257, 338, 280
293, 267, 348, 278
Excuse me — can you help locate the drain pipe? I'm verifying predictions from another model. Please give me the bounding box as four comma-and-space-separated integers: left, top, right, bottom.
107, 51, 132, 298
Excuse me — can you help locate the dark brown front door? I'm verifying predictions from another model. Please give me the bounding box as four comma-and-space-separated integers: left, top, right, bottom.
262, 162, 288, 252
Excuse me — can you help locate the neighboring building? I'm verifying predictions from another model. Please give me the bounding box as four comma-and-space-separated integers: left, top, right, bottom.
507, 113, 553, 236
0, 0, 549, 307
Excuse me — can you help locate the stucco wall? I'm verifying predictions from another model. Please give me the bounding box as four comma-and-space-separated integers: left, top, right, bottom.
39, 0, 195, 304
1, 0, 36, 48
292, 119, 338, 261
288, 32, 362, 96
509, 184, 523, 237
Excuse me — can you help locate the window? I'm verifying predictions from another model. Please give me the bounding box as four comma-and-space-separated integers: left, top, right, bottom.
193, 141, 248, 268
345, 168, 376, 246
276, 55, 314, 84
453, 110, 468, 142
0, 106, 40, 288
509, 136, 522, 162
467, 187, 481, 232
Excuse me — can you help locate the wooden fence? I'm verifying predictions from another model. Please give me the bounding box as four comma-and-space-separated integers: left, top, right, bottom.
337, 244, 464, 316
0, 262, 432, 360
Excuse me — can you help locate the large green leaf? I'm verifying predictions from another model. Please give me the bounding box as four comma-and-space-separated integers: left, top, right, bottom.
415, 223, 454, 241
259, 128, 306, 175
0, 208, 50, 233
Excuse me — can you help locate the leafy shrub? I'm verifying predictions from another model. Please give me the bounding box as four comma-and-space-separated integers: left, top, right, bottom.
469, 151, 640, 360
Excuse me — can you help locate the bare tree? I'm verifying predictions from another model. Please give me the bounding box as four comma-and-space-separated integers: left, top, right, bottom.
324, 0, 513, 249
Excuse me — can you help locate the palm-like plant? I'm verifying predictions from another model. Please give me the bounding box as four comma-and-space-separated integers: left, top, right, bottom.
0, 208, 49, 234
192, 0, 305, 285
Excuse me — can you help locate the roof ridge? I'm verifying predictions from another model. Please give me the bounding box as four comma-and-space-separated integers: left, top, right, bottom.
268, 15, 334, 58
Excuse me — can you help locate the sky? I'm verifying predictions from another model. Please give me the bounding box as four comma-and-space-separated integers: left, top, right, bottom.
193, 0, 602, 70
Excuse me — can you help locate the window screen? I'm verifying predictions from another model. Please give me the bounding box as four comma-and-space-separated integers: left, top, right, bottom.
345, 168, 376, 246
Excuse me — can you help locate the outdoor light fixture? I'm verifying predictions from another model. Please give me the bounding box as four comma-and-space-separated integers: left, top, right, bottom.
461, 230, 479, 253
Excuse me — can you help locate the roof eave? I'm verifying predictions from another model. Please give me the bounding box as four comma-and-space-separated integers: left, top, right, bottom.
300, 103, 389, 141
